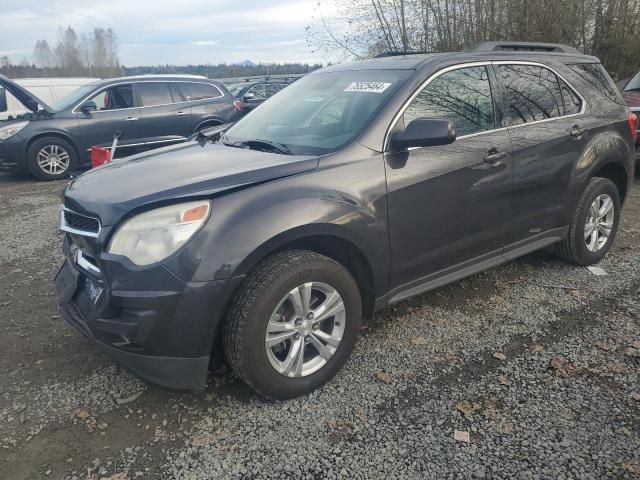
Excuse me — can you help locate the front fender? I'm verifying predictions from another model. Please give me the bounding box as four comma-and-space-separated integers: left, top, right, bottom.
162, 149, 390, 295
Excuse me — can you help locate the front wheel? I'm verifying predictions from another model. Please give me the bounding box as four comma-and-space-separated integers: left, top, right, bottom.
26, 137, 78, 181
223, 250, 362, 399
555, 177, 621, 265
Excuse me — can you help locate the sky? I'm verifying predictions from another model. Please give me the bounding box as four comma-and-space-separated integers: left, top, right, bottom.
0, 0, 338, 66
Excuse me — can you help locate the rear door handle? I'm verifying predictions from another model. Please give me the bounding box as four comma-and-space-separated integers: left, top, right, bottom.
570, 124, 587, 138
124, 116, 138, 122
484, 149, 507, 166
176, 111, 188, 116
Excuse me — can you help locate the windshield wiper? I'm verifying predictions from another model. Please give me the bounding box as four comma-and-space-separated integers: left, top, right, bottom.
243, 139, 293, 155
220, 135, 293, 155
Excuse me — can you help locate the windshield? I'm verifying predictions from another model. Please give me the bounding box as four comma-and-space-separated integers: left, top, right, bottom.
224, 69, 411, 155
624, 71, 640, 92
49, 83, 100, 112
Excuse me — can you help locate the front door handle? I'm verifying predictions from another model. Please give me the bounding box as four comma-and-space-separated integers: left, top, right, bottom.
484, 149, 507, 166
570, 124, 587, 138
124, 116, 139, 122
176, 111, 188, 116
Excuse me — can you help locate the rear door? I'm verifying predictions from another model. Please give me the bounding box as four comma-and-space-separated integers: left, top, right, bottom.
135, 82, 192, 148
495, 62, 587, 250
180, 82, 233, 128
75, 83, 144, 160
385, 64, 514, 292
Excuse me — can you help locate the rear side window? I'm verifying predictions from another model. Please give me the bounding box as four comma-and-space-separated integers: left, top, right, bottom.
179, 82, 222, 101
403, 65, 495, 136
499, 65, 564, 125
569, 63, 624, 104
137, 82, 173, 107
560, 79, 582, 115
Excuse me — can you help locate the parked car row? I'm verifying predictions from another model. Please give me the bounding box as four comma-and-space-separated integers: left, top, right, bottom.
0, 74, 242, 179
228, 78, 292, 113
55, 41, 637, 399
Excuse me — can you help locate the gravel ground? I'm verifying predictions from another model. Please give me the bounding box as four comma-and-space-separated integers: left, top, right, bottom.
0, 172, 639, 480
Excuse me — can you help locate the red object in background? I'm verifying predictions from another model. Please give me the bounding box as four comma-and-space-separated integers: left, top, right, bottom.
629, 112, 638, 143
91, 145, 111, 168
233, 100, 243, 113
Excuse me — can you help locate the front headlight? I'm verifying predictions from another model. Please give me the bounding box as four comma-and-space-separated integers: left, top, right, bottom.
108, 200, 211, 266
0, 121, 29, 140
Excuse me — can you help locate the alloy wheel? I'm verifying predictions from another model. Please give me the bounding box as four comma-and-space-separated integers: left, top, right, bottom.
584, 193, 615, 252
37, 145, 71, 176
265, 282, 345, 378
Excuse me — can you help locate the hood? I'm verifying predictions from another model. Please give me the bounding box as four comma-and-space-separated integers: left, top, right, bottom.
0, 74, 53, 113
622, 90, 640, 109
64, 140, 319, 226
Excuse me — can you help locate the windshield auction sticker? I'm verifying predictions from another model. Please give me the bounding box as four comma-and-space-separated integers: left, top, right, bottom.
344, 82, 392, 93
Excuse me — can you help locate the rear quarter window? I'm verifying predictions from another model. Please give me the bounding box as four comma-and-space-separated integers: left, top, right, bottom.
179, 82, 223, 101
569, 63, 624, 105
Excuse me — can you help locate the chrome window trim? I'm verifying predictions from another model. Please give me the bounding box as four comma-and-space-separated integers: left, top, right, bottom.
59, 206, 101, 238
71, 80, 224, 114
384, 60, 587, 151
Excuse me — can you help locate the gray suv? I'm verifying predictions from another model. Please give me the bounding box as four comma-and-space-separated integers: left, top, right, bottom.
0, 74, 242, 180
55, 42, 636, 399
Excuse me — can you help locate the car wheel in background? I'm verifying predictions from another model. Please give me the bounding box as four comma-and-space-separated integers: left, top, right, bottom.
555, 177, 621, 265
26, 137, 78, 181
223, 250, 362, 400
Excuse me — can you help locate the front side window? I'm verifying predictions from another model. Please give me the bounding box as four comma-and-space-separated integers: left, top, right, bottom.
179, 82, 222, 101
88, 84, 134, 111
137, 82, 173, 107
499, 65, 564, 125
403, 66, 495, 137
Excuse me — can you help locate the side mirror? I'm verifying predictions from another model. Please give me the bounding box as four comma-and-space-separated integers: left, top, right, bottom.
242, 92, 256, 102
0, 88, 7, 113
391, 117, 456, 150
80, 100, 97, 113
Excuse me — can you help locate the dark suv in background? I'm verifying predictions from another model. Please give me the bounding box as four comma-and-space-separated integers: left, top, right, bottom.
0, 74, 241, 180
228, 79, 291, 113
56, 42, 636, 399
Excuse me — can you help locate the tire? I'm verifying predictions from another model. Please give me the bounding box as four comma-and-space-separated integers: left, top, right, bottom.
555, 177, 621, 265
223, 250, 362, 399
26, 137, 78, 181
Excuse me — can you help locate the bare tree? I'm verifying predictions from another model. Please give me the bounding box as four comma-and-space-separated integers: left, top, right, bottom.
33, 40, 54, 69
308, 0, 640, 77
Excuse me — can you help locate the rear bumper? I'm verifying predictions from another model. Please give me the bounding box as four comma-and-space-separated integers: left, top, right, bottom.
55, 235, 244, 390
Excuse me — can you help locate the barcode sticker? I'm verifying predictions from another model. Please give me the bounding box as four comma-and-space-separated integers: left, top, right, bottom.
344, 82, 392, 93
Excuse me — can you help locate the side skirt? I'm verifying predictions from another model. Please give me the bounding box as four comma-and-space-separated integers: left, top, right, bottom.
378, 227, 568, 309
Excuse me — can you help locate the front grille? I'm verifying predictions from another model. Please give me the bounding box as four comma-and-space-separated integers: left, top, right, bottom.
61, 208, 100, 236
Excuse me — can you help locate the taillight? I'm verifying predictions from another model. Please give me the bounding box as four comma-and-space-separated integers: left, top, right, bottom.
629, 112, 638, 143
233, 100, 243, 113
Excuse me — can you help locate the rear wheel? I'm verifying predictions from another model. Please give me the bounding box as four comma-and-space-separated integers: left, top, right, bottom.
26, 137, 77, 180
223, 250, 362, 399
555, 177, 621, 265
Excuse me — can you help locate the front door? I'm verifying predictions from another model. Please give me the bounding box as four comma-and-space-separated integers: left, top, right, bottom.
385, 64, 513, 293
495, 62, 588, 246
76, 83, 144, 163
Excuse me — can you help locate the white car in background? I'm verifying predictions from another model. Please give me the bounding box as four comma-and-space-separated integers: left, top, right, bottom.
0, 77, 99, 120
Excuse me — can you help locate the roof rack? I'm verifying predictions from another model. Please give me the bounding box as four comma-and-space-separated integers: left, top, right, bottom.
373, 50, 433, 58
469, 41, 580, 54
